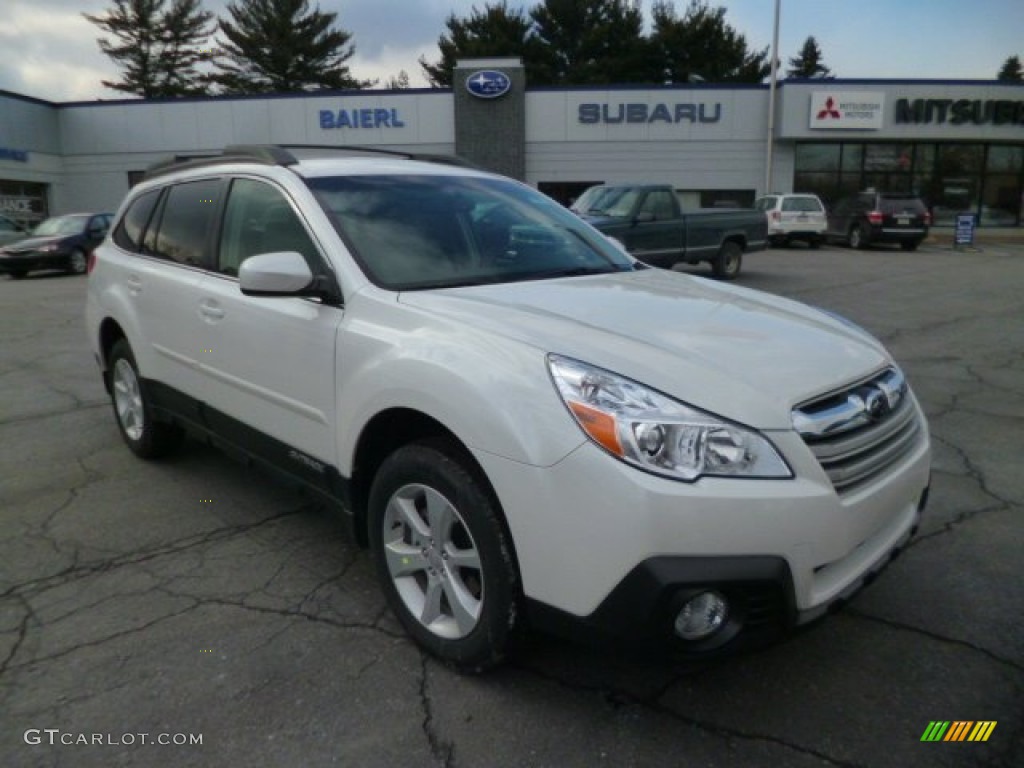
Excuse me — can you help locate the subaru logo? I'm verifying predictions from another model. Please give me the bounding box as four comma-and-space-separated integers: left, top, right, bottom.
863, 387, 890, 423
466, 70, 511, 99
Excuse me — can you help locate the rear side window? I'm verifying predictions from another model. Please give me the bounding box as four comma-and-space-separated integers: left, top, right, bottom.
151, 179, 222, 268
112, 189, 160, 252
754, 196, 777, 212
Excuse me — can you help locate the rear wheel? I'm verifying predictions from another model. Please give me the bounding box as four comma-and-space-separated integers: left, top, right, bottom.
711, 241, 743, 280
368, 441, 519, 672
108, 339, 183, 458
7, 270, 27, 280
848, 224, 868, 250
809, 236, 822, 250
900, 241, 919, 252
67, 248, 87, 275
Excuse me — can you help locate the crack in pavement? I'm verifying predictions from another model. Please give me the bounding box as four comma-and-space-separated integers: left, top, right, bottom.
419, 654, 455, 768
1, 505, 313, 600
0, 400, 108, 427
843, 608, 1024, 674
511, 660, 865, 768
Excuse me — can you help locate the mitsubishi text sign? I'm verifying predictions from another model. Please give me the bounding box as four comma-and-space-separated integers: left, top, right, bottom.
809, 92, 885, 130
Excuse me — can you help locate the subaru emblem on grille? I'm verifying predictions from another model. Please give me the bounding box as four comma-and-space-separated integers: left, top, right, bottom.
864, 388, 890, 423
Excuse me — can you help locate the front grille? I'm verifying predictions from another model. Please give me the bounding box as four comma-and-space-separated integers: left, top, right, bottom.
793, 368, 924, 494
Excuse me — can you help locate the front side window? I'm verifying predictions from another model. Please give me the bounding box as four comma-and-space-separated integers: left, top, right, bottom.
307, 174, 633, 290
218, 179, 319, 277
151, 179, 222, 268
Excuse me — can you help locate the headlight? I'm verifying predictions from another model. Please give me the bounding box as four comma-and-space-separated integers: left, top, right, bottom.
38, 244, 60, 252
547, 355, 792, 482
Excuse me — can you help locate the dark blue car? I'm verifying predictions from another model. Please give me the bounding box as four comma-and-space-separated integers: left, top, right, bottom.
0, 213, 113, 278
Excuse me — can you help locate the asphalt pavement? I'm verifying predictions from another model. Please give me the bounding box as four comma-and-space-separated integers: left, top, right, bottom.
1, 241, 1022, 767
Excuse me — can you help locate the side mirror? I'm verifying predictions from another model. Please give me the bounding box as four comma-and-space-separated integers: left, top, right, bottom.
239, 251, 315, 297
633, 211, 655, 224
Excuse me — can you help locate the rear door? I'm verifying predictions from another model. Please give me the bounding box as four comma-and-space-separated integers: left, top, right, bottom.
781, 196, 826, 233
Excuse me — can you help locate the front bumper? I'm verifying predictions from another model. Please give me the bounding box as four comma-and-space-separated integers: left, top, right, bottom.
474, 407, 930, 653
0, 251, 68, 273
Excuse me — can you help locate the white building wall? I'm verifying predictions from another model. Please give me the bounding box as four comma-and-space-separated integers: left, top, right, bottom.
55, 91, 455, 214
525, 87, 770, 194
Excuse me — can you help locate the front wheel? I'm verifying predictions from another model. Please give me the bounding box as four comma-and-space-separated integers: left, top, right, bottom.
711, 241, 743, 280
368, 441, 519, 672
108, 339, 183, 458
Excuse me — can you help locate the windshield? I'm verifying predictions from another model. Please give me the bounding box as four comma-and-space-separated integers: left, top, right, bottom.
307, 174, 635, 290
571, 186, 639, 217
31, 215, 88, 237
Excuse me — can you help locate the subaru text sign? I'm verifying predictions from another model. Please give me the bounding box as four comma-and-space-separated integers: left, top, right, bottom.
809, 92, 884, 130
466, 70, 511, 99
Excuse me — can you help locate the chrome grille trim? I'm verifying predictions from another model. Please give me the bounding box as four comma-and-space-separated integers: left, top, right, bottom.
794, 367, 924, 493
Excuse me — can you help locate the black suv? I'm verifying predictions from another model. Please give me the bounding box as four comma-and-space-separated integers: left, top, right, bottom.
826, 191, 930, 251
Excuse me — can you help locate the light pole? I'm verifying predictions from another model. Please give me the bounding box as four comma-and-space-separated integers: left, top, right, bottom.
764, 0, 781, 195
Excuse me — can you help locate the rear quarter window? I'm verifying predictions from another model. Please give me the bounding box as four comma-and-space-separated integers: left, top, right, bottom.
112, 189, 161, 252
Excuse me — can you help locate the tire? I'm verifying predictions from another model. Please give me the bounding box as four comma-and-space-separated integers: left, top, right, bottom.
7, 270, 27, 279
809, 236, 822, 250
368, 440, 519, 672
848, 224, 868, 250
108, 339, 183, 459
900, 241, 919, 252
711, 241, 743, 280
67, 248, 87, 275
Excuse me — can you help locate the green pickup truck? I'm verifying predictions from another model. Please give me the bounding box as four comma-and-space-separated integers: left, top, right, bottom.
572, 184, 768, 279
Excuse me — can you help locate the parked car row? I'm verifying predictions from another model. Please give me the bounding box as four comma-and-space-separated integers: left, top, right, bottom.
0, 213, 113, 279
755, 191, 931, 252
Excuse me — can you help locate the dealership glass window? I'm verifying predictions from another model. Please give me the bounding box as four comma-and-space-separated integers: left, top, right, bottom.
794, 141, 1022, 226
986, 146, 1024, 173
980, 174, 1022, 226
0, 180, 49, 225
794, 144, 840, 172
840, 144, 862, 172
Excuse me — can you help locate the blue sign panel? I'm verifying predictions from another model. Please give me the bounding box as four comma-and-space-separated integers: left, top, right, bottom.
465, 70, 511, 100
0, 147, 29, 163
954, 213, 976, 246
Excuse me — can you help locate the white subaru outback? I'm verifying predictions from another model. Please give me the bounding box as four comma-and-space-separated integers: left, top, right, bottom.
86, 146, 931, 669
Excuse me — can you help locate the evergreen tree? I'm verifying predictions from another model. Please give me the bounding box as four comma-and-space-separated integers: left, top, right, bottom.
84, 0, 216, 98
419, 2, 536, 88
213, 0, 373, 93
650, 0, 770, 84
997, 55, 1023, 81
786, 36, 832, 79
385, 70, 411, 90
529, 0, 656, 85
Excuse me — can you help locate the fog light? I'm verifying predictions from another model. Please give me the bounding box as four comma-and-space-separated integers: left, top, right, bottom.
674, 591, 729, 640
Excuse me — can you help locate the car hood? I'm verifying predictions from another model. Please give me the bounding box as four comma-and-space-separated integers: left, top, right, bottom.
399, 269, 890, 430
2, 235, 66, 252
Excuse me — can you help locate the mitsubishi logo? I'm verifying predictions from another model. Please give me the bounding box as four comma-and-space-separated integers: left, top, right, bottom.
817, 96, 841, 120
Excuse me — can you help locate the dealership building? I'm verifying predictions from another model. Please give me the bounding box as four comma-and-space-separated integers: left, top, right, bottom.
1, 58, 1022, 228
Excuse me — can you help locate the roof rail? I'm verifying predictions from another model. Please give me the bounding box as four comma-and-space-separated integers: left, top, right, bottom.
143, 144, 483, 181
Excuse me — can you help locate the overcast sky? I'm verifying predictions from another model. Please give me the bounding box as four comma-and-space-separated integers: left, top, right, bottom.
1, 0, 1021, 102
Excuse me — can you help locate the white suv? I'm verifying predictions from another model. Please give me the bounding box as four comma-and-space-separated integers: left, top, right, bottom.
755, 193, 827, 248
86, 146, 931, 669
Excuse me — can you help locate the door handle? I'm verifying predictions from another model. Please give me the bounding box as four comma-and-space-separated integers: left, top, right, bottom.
199, 300, 224, 320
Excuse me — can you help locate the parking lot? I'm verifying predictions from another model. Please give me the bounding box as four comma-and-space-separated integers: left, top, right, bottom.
1, 241, 1022, 767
